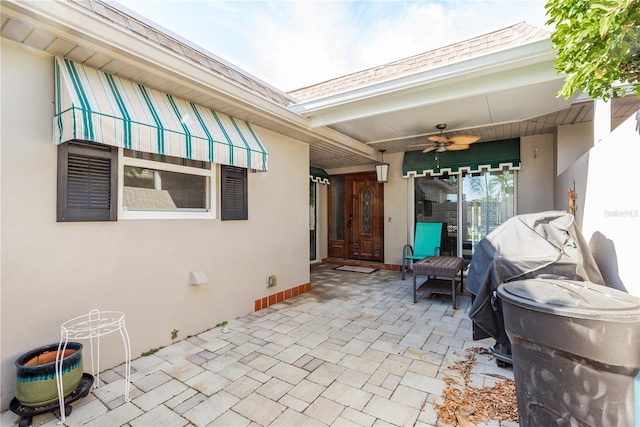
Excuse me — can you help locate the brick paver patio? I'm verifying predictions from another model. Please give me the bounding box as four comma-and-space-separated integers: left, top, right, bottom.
2, 264, 517, 426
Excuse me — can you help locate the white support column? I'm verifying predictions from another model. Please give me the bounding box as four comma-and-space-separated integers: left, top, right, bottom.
593, 98, 611, 145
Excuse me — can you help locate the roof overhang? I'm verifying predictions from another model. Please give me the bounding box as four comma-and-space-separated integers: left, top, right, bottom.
289, 39, 577, 147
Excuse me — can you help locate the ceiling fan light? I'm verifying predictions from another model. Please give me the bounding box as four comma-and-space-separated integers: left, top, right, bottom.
436, 145, 447, 152
450, 135, 481, 145
446, 144, 470, 151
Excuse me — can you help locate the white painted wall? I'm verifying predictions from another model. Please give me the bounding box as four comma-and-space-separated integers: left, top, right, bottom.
1, 40, 310, 408
579, 113, 640, 296
518, 134, 556, 213
557, 121, 593, 175
555, 150, 589, 225
382, 152, 410, 267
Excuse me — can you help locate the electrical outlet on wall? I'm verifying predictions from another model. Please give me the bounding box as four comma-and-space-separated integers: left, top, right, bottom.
267, 275, 277, 288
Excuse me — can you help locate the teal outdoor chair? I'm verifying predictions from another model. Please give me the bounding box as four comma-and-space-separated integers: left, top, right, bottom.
402, 222, 444, 280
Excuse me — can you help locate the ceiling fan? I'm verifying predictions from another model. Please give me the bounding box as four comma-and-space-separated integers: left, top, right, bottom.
411, 124, 481, 153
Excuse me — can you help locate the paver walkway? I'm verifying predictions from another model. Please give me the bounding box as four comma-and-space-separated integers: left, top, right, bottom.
2, 264, 517, 427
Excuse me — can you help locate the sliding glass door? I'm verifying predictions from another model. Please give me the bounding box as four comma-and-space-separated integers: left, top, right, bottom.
414, 168, 516, 263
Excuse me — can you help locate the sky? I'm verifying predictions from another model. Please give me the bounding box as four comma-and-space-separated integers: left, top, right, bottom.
111, 1, 553, 92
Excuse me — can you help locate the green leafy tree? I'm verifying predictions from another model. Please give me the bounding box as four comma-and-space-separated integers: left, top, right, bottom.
545, 0, 640, 100
490, 170, 514, 201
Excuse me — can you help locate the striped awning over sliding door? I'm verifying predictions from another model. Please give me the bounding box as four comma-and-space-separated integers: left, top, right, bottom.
53, 57, 268, 171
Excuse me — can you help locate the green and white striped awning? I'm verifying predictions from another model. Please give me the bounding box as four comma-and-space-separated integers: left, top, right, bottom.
53, 57, 268, 171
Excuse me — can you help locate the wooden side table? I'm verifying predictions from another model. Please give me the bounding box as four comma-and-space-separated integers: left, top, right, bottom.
412, 256, 465, 308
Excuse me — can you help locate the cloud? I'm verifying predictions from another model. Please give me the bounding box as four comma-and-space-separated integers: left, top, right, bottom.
247, 2, 364, 90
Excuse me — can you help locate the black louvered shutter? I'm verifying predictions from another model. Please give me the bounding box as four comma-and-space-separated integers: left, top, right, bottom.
57, 141, 117, 222
221, 165, 248, 220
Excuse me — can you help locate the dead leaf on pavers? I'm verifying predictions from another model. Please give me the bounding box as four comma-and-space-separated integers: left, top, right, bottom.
434, 347, 518, 426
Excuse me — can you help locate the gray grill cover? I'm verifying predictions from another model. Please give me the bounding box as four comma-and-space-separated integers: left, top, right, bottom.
467, 211, 604, 346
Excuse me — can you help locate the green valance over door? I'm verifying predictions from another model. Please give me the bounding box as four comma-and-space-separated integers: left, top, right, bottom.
402, 138, 520, 177
310, 167, 330, 184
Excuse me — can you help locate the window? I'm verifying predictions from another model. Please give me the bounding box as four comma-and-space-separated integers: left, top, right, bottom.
221, 165, 248, 220
57, 140, 117, 222
120, 150, 215, 220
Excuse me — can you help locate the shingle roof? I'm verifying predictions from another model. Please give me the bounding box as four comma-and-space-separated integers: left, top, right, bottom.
71, 0, 297, 107
288, 22, 550, 102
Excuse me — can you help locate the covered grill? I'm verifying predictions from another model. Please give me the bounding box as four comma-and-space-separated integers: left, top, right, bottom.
466, 211, 605, 365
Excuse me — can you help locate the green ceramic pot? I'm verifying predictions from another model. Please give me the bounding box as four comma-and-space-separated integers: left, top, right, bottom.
15, 342, 83, 408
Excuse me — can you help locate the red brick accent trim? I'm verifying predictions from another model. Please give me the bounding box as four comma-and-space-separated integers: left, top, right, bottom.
254, 282, 312, 311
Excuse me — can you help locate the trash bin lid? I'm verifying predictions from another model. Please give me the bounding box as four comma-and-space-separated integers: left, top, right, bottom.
497, 279, 640, 321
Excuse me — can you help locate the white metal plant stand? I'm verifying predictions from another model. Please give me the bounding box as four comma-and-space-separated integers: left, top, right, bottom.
55, 309, 131, 424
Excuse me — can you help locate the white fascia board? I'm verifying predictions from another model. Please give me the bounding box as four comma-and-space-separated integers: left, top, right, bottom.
311, 60, 564, 128
290, 39, 558, 121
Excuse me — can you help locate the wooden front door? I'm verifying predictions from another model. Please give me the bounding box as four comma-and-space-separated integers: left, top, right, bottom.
347, 173, 384, 261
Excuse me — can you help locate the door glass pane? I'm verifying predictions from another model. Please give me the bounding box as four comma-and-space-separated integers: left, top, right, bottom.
330, 176, 344, 240
309, 181, 317, 261
362, 188, 371, 234
462, 169, 516, 258
414, 175, 458, 256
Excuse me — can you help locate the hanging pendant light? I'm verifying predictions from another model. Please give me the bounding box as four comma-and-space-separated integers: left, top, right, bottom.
376, 149, 389, 183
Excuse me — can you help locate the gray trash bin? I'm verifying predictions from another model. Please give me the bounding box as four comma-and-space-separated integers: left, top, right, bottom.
497, 278, 640, 427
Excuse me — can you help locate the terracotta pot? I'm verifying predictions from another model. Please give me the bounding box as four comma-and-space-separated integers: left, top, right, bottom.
15, 342, 83, 408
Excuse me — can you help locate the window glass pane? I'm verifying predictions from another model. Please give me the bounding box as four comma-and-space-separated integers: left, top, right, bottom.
309, 182, 317, 261
414, 174, 458, 256
462, 169, 516, 254
124, 149, 208, 170
362, 188, 371, 234
330, 176, 344, 240
123, 166, 208, 211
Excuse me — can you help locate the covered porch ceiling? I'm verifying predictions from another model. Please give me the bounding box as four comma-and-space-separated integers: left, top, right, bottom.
291, 37, 640, 170
306, 92, 640, 170
2, 0, 640, 172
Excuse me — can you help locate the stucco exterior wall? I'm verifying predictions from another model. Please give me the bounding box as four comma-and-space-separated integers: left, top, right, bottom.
556, 150, 589, 225
557, 121, 593, 175
555, 111, 640, 296
578, 113, 640, 296
518, 134, 555, 214
1, 40, 310, 408
381, 152, 409, 267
